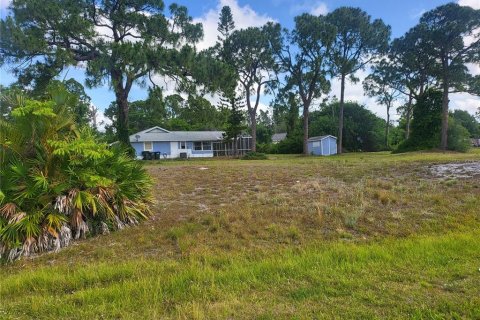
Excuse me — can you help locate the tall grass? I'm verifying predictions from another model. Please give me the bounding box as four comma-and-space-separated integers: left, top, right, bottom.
1, 231, 479, 319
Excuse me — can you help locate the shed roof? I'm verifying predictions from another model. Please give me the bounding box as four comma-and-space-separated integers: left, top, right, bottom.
307, 135, 337, 142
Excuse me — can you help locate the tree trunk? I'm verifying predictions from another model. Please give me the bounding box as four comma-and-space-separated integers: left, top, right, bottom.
303, 102, 309, 155
385, 105, 390, 149
440, 74, 449, 151
405, 93, 413, 139
111, 70, 131, 149
337, 73, 346, 154
287, 96, 298, 137
250, 111, 257, 152
115, 91, 130, 148
419, 73, 425, 97
89, 105, 98, 130
233, 134, 238, 156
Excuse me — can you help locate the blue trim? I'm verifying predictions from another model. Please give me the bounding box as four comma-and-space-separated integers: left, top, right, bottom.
191, 150, 212, 154
132, 142, 144, 156
153, 142, 171, 155
131, 141, 171, 156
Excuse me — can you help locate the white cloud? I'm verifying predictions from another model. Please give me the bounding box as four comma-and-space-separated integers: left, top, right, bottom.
257, 101, 270, 113
450, 93, 479, 116
148, 0, 276, 109
311, 3, 329, 16
467, 63, 480, 75
458, 0, 480, 9
0, 0, 10, 10
93, 107, 111, 133
456, 0, 480, 116
193, 0, 275, 51
410, 8, 426, 19
327, 58, 480, 121
327, 69, 405, 122
290, 1, 329, 16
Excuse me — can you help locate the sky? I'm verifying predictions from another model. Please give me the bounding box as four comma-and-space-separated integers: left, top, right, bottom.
0, 0, 479, 129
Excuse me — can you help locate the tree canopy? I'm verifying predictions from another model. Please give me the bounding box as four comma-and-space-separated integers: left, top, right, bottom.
269, 14, 336, 154
0, 0, 203, 149
225, 24, 278, 151
415, 3, 480, 149
363, 59, 402, 149
326, 7, 391, 153
1, 2, 479, 155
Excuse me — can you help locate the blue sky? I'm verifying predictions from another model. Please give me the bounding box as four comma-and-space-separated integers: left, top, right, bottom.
1, 0, 479, 126
175, 0, 447, 37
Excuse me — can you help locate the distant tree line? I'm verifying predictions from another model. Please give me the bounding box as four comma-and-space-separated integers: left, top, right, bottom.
1, 1, 480, 154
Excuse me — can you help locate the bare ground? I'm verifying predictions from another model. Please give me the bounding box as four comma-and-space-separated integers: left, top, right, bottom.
428, 161, 480, 179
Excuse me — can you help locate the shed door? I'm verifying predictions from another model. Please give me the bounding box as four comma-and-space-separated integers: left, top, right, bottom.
321, 139, 329, 156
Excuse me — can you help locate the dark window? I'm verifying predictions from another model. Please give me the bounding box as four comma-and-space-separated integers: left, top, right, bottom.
202, 142, 212, 150
180, 141, 186, 149
194, 142, 202, 150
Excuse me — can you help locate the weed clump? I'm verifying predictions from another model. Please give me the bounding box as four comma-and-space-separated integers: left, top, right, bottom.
242, 152, 268, 160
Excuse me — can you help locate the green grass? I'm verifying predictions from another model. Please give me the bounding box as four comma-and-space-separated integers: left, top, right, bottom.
1, 232, 479, 319
1, 150, 480, 319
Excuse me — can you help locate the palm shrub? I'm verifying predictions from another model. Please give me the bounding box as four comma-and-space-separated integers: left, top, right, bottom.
0, 93, 152, 261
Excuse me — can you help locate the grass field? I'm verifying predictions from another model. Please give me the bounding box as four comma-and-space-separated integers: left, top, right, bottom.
1, 151, 480, 319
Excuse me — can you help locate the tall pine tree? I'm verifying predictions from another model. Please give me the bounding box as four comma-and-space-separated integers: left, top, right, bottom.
220, 93, 246, 156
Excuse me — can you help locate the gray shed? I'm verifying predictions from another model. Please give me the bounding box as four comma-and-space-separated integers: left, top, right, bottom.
307, 135, 337, 156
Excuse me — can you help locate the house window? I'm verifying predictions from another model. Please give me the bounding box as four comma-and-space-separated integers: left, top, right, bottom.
202, 141, 212, 151
194, 142, 202, 150
312, 141, 320, 147
193, 141, 212, 151
180, 141, 186, 149
144, 141, 153, 151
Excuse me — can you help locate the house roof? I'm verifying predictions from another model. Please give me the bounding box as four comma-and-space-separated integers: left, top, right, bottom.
272, 133, 287, 142
307, 135, 337, 142
130, 126, 233, 142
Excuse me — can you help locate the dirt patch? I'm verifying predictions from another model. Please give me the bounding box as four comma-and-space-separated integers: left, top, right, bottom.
429, 162, 480, 179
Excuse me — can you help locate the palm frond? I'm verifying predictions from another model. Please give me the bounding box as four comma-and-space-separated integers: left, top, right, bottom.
1, 93, 152, 260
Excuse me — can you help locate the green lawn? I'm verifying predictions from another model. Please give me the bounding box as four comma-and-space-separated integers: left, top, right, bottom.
1, 151, 480, 319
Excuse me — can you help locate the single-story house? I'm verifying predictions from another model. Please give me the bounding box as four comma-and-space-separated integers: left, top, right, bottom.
130, 126, 252, 159
272, 132, 287, 144
307, 135, 337, 156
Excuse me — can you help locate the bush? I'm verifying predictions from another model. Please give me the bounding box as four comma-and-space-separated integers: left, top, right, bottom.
394, 89, 442, 153
309, 102, 385, 152
270, 135, 303, 154
256, 143, 273, 154
395, 117, 471, 153
242, 152, 268, 160
394, 139, 430, 153
0, 96, 152, 261
447, 118, 471, 152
